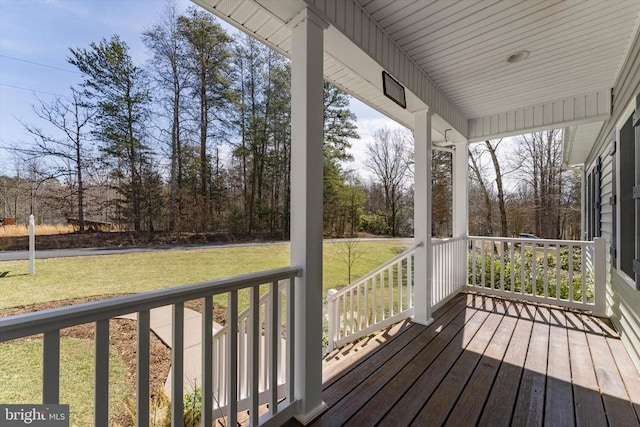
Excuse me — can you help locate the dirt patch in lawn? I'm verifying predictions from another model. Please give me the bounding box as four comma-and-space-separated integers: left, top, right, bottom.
0, 231, 286, 251
1, 295, 228, 425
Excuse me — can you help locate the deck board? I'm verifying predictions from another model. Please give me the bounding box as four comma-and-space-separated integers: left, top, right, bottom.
446, 304, 517, 425
544, 308, 574, 427
312, 293, 640, 427
566, 311, 608, 427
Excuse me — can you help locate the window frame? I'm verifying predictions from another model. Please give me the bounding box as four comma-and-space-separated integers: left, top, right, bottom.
614, 97, 639, 289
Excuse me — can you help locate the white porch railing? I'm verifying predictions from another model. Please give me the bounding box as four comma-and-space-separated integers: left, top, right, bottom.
326, 238, 469, 351
212, 280, 288, 414
0, 267, 301, 427
326, 244, 421, 351
432, 236, 468, 309
467, 236, 606, 316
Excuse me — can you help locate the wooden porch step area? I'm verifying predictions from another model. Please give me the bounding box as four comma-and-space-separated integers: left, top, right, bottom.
311, 293, 640, 426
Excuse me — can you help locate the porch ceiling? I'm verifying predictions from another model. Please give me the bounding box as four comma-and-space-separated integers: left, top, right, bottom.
193, 0, 640, 149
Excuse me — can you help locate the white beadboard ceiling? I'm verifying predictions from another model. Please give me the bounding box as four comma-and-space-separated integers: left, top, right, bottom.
357, 0, 639, 119
194, 0, 640, 153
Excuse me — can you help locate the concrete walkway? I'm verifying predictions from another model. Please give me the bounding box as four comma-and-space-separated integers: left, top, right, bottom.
118, 306, 222, 395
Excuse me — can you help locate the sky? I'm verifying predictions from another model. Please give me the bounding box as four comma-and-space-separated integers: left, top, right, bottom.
0, 0, 402, 179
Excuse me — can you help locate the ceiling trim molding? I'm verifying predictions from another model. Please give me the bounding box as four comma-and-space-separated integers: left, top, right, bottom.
468, 89, 611, 142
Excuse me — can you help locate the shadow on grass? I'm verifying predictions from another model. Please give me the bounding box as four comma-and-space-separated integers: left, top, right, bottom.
0, 271, 27, 278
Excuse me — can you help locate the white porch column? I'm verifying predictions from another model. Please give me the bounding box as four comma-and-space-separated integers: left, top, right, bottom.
452, 143, 468, 288
413, 109, 434, 325
452, 143, 468, 238
290, 7, 328, 424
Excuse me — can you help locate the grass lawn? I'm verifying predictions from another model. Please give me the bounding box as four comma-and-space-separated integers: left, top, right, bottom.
0, 337, 130, 426
0, 239, 409, 309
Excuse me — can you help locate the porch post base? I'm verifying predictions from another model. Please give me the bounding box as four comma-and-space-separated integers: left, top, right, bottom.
412, 316, 434, 327
295, 401, 328, 425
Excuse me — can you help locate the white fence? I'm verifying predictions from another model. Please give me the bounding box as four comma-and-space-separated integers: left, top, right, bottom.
326, 238, 469, 351
0, 267, 301, 427
432, 236, 468, 309
326, 235, 607, 352
326, 244, 421, 351
467, 236, 606, 316
212, 280, 288, 414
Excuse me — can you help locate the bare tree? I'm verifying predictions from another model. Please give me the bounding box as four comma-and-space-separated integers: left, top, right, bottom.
484, 139, 508, 237
468, 146, 494, 236
514, 129, 565, 238
15, 90, 94, 231
336, 237, 361, 283
143, 0, 191, 231
366, 127, 411, 236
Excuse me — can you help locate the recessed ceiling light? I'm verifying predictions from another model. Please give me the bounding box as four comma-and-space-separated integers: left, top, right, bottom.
507, 50, 530, 63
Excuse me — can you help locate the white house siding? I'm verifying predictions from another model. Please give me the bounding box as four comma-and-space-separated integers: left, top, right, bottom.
610, 272, 640, 369
591, 136, 640, 370
584, 28, 640, 371
599, 144, 614, 293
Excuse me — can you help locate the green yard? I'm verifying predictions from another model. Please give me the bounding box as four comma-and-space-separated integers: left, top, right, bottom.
0, 239, 409, 309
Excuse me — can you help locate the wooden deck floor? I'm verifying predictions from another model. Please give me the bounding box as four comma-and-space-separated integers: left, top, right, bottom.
312, 293, 640, 427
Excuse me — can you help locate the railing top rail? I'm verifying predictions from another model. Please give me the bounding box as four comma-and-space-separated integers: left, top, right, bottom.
432, 235, 467, 246
330, 242, 423, 299
467, 236, 595, 246
0, 266, 302, 342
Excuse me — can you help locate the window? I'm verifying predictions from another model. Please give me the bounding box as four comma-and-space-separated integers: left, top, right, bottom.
586, 158, 601, 240
619, 113, 635, 280
609, 134, 617, 264
635, 94, 640, 288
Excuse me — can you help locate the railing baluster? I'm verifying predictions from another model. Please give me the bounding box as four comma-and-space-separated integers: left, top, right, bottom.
520, 242, 525, 295
408, 254, 413, 308
364, 279, 369, 328
380, 271, 385, 321
239, 311, 246, 399
43, 331, 60, 404
172, 303, 184, 427
250, 285, 260, 426
269, 282, 279, 415
389, 267, 394, 317
277, 283, 284, 389
95, 319, 109, 427
228, 291, 238, 427
261, 297, 268, 392
399, 258, 404, 312
341, 293, 347, 339
372, 276, 377, 324
568, 245, 574, 301
581, 244, 587, 303
500, 241, 505, 292
470, 239, 476, 286
349, 288, 354, 335
509, 241, 515, 292
436, 243, 441, 298
543, 244, 549, 298
490, 241, 495, 289
356, 283, 361, 332
556, 245, 561, 300
481, 240, 486, 288
202, 298, 213, 427
137, 310, 150, 427
286, 278, 295, 404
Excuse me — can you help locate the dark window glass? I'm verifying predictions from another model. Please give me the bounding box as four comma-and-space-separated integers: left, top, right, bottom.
620, 113, 635, 278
